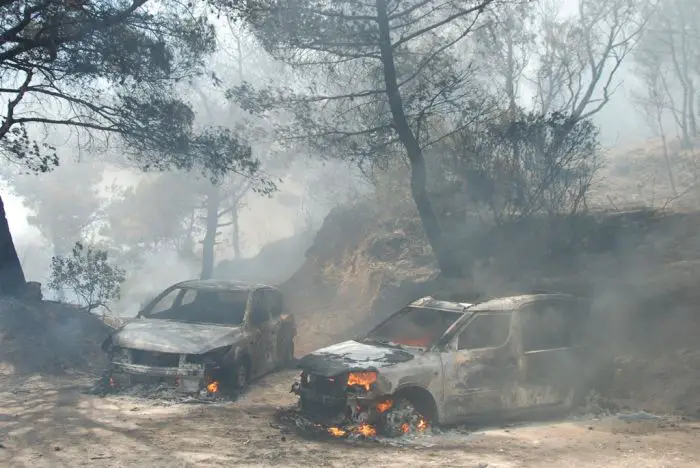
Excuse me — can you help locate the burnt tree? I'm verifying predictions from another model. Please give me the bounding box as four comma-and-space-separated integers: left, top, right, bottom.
0, 196, 25, 295
227, 0, 505, 277
200, 183, 221, 280
635, 0, 700, 147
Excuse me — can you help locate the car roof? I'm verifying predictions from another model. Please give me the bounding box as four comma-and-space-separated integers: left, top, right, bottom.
409, 296, 472, 313
173, 279, 276, 292
468, 293, 579, 312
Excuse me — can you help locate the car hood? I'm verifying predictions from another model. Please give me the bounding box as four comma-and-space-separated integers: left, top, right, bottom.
109, 319, 244, 355
297, 340, 416, 377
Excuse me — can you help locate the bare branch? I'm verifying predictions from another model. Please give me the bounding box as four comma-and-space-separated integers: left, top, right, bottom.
391, 0, 493, 49
0, 68, 33, 139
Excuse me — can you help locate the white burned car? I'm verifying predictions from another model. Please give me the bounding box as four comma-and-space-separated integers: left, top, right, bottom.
102, 280, 296, 394
292, 294, 590, 437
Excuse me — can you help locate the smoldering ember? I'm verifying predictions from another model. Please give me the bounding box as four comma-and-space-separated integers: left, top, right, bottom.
2, 0, 700, 466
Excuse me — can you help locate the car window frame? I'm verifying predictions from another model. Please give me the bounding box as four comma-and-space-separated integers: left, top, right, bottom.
267, 289, 283, 318
454, 311, 514, 351
364, 306, 464, 349
140, 287, 186, 317
249, 288, 271, 326
179, 288, 197, 307
520, 299, 577, 352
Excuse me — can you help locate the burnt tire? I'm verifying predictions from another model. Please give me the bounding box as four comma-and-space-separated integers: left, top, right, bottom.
379, 397, 426, 438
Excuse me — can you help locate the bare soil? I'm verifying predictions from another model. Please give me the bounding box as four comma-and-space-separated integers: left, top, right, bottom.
1, 370, 699, 468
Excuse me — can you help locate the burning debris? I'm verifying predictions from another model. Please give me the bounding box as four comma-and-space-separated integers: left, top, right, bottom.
326, 423, 376, 438
282, 393, 431, 441
278, 404, 431, 444
346, 371, 376, 392
207, 380, 220, 393
89, 371, 229, 404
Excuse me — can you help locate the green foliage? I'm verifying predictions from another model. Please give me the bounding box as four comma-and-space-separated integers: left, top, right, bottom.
225, 0, 494, 171
101, 172, 206, 256
0, 0, 259, 180
13, 161, 104, 253
448, 112, 600, 222
48, 242, 126, 314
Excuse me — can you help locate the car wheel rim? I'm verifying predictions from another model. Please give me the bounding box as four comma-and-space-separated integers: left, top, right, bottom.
384, 399, 423, 435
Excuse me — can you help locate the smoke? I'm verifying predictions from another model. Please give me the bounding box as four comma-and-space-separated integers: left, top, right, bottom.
115, 250, 198, 317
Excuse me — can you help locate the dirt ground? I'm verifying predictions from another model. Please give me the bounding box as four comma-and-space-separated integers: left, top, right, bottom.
0, 370, 698, 468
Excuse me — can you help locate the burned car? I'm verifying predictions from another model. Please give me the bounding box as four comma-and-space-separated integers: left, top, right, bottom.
292, 294, 589, 437
102, 279, 296, 394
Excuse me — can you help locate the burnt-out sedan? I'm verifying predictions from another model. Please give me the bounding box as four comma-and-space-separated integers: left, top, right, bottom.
102, 279, 296, 394
292, 294, 590, 437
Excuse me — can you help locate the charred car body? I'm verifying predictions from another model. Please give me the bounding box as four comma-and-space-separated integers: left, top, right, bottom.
102, 280, 296, 394
292, 294, 589, 436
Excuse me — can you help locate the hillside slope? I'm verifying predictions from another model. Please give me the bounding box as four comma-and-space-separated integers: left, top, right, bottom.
282, 197, 700, 415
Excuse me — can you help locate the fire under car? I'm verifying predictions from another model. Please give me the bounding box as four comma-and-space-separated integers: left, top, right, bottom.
292, 293, 591, 437
101, 279, 296, 394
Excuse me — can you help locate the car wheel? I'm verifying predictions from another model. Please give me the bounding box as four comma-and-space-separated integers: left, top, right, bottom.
379, 397, 428, 438
233, 359, 249, 390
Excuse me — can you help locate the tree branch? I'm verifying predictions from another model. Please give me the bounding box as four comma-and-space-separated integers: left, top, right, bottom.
391, 0, 493, 49
0, 0, 150, 63
0, 69, 34, 139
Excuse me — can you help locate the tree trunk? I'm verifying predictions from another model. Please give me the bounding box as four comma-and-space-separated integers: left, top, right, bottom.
231, 207, 241, 259
688, 78, 697, 137
657, 109, 677, 197
375, 0, 462, 277
200, 184, 221, 280
0, 194, 26, 295
51, 238, 66, 301
680, 87, 691, 147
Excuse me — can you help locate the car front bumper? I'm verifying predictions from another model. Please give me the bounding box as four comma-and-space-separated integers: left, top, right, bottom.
109, 361, 209, 393
291, 380, 381, 425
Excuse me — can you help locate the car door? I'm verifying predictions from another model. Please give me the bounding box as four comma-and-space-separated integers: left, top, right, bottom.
248, 289, 274, 377
440, 311, 517, 424
515, 299, 579, 408
265, 289, 288, 366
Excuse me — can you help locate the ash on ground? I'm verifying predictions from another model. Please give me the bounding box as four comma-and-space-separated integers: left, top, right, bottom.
274, 406, 484, 448
87, 374, 236, 406
275, 400, 685, 450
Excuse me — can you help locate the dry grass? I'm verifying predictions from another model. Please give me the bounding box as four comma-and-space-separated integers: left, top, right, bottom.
591, 137, 700, 212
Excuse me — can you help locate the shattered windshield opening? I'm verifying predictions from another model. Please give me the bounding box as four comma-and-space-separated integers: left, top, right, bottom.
364, 307, 462, 348
145, 288, 248, 326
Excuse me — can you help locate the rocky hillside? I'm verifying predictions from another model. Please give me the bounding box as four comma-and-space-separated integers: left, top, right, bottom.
214, 229, 316, 286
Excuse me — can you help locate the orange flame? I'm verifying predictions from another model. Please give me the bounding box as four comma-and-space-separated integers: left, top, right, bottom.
328, 427, 347, 437
356, 423, 377, 438
327, 423, 377, 438
376, 400, 392, 413
207, 380, 219, 393
400, 417, 428, 434
347, 371, 377, 391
